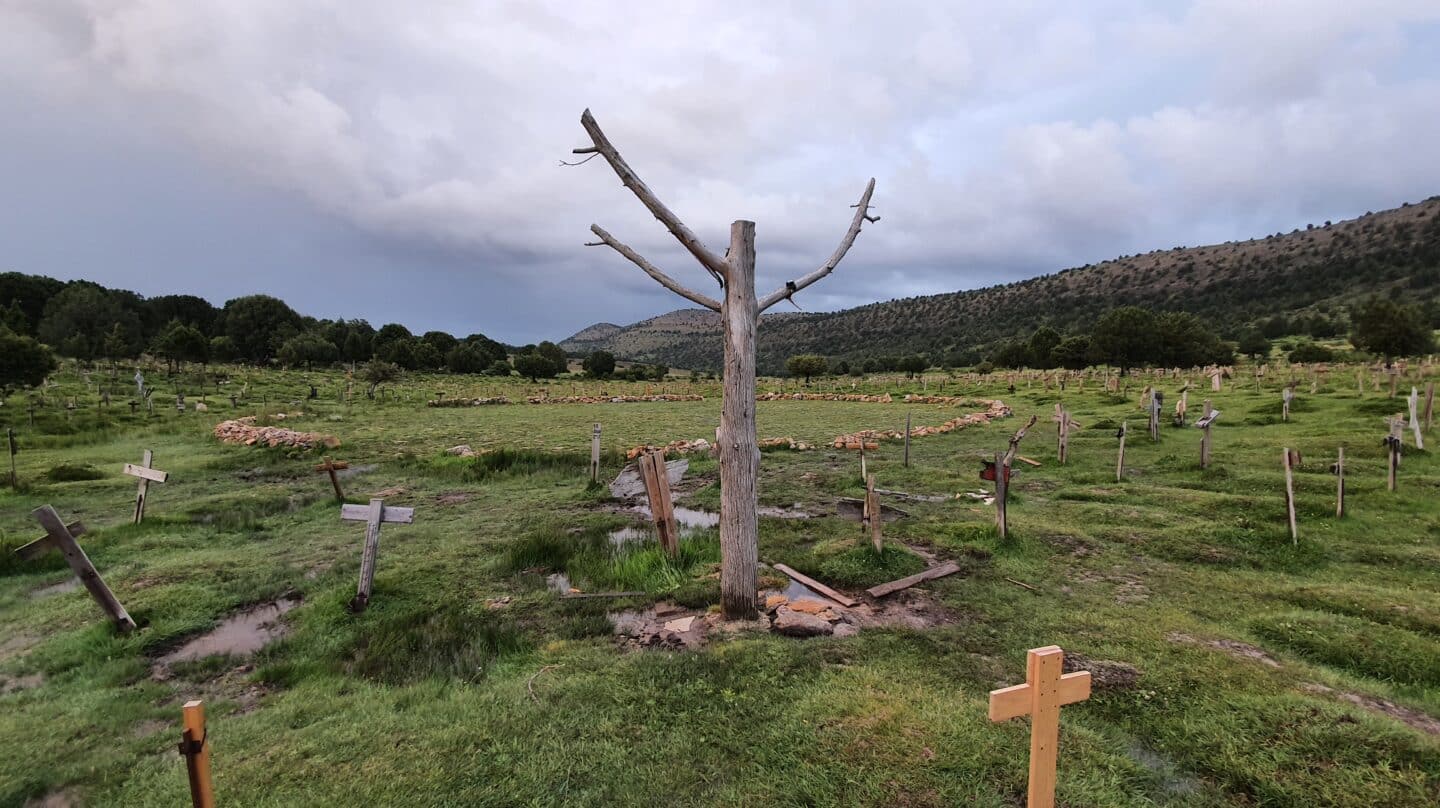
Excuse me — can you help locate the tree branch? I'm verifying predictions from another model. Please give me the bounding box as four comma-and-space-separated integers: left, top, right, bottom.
587, 225, 721, 312
579, 109, 729, 283
758, 178, 877, 312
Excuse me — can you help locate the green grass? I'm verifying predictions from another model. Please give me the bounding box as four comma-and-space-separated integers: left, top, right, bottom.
0, 360, 1438, 806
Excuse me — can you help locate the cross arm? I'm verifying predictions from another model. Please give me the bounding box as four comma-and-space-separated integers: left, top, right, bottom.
577, 109, 728, 282
124, 464, 168, 483
15, 521, 86, 560
340, 503, 415, 524
988, 671, 1092, 722
758, 178, 878, 312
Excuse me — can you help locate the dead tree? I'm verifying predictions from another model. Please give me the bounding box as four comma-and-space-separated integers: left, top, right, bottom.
574, 109, 877, 618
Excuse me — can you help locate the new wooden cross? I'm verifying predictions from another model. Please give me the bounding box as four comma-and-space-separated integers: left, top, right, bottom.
314, 456, 349, 501
989, 646, 1092, 808
123, 450, 169, 524
341, 498, 415, 612
17, 505, 136, 632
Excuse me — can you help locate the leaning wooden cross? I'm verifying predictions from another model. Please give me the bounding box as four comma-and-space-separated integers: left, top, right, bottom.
314, 456, 349, 501
989, 646, 1092, 808
637, 449, 679, 558
341, 498, 416, 612
18, 505, 136, 631
124, 449, 169, 524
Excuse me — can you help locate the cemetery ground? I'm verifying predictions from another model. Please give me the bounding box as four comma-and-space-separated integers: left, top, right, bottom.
1, 365, 1438, 807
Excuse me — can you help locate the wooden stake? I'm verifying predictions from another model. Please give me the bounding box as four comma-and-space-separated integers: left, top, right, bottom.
1386, 418, 1401, 492
1335, 446, 1345, 518
180, 700, 216, 808
994, 450, 1009, 539
1424, 382, 1435, 431
6, 427, 15, 488
1407, 388, 1423, 449
20, 506, 135, 631
865, 473, 882, 552
124, 449, 169, 524
342, 498, 415, 612
638, 450, 679, 557
1115, 421, 1127, 482
989, 646, 1091, 808
1196, 402, 1220, 469
590, 423, 602, 483
903, 411, 911, 468
1282, 387, 1293, 422
1283, 448, 1298, 544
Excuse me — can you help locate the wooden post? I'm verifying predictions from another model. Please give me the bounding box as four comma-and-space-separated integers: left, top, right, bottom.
903, 411, 911, 468
1149, 390, 1163, 442
6, 427, 15, 488
994, 450, 1008, 540
1197, 400, 1216, 469
1283, 448, 1298, 544
180, 700, 216, 808
590, 423, 602, 483
1386, 418, 1402, 492
989, 646, 1091, 808
638, 449, 679, 557
341, 498, 416, 612
1054, 404, 1069, 465
859, 443, 867, 482
1424, 381, 1435, 431
864, 473, 882, 552
1335, 446, 1345, 518
314, 457, 348, 501
1407, 388, 1424, 449
124, 450, 169, 524
1282, 387, 1293, 422
1115, 421, 1127, 482
19, 506, 135, 631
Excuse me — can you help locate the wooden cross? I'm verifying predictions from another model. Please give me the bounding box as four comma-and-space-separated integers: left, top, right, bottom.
1195, 402, 1220, 469
1115, 421, 1127, 482
1282, 386, 1294, 422
17, 506, 135, 632
1282, 448, 1298, 544
124, 450, 169, 524
863, 473, 882, 552
1407, 387, 1424, 450
989, 646, 1092, 808
314, 456, 348, 501
1334, 446, 1346, 518
341, 498, 415, 612
590, 423, 602, 483
637, 449, 679, 557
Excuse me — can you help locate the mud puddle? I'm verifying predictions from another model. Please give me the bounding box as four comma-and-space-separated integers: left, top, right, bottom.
158, 597, 301, 666
609, 505, 719, 547
29, 577, 81, 599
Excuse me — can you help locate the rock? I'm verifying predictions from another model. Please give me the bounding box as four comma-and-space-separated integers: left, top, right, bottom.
194, 401, 208, 412
772, 606, 834, 637
787, 598, 839, 621
663, 616, 697, 632
832, 623, 859, 638
609, 459, 688, 499
446, 444, 477, 457
764, 594, 789, 613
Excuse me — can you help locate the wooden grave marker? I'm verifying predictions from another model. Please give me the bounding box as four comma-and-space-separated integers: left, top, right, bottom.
1195, 401, 1220, 469
590, 423, 602, 483
863, 473, 882, 552
989, 645, 1092, 808
1407, 387, 1424, 450
1282, 448, 1298, 544
994, 415, 1038, 539
341, 498, 416, 612
314, 456, 348, 501
1424, 381, 1435, 431
124, 449, 169, 524
903, 410, 911, 468
18, 506, 135, 631
1282, 386, 1294, 422
179, 699, 216, 808
6, 427, 15, 488
1149, 390, 1163, 442
1385, 416, 1403, 492
1335, 446, 1346, 518
1115, 421, 1127, 482
637, 449, 679, 557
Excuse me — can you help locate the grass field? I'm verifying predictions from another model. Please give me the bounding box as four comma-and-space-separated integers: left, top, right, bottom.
2, 363, 1438, 806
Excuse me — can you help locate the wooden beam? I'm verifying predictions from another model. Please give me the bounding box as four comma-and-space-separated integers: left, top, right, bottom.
772, 563, 858, 608
16, 521, 84, 561
340, 502, 415, 524
123, 462, 169, 484
180, 699, 215, 808
865, 561, 961, 598
1283, 448, 1298, 544
349, 498, 384, 613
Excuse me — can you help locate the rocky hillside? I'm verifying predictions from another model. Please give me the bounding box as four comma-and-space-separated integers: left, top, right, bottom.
561, 196, 1440, 372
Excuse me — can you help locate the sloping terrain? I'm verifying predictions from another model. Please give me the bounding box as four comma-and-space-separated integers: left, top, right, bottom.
562, 196, 1440, 372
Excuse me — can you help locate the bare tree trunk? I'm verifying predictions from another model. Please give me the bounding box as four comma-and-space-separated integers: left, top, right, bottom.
718, 221, 760, 619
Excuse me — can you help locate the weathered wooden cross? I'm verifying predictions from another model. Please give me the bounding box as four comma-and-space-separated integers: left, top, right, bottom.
124, 450, 169, 524
989, 645, 1092, 808
18, 506, 136, 631
863, 473, 882, 552
637, 449, 679, 557
1282, 386, 1295, 422
1282, 447, 1298, 544
1148, 390, 1163, 442
1195, 402, 1220, 469
314, 456, 348, 501
1407, 387, 1424, 450
1115, 421, 1127, 482
589, 423, 602, 483
341, 498, 415, 612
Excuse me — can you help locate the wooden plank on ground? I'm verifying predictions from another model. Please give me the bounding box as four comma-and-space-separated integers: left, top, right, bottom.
865, 560, 962, 598
340, 503, 416, 523
772, 563, 859, 608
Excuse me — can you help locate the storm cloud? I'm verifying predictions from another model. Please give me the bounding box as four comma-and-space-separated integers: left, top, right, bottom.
2, 1, 1438, 342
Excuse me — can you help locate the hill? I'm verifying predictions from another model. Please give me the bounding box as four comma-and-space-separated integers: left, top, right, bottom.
560, 196, 1440, 372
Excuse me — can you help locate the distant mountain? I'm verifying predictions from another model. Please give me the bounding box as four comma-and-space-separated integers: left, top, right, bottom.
560, 196, 1440, 372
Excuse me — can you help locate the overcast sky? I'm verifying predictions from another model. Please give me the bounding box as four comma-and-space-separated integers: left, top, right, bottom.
2, 2, 1438, 344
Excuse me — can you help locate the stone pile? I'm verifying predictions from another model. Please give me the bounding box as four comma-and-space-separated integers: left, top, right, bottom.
757, 392, 894, 403
531, 393, 704, 405
625, 438, 711, 460
427, 396, 510, 407
213, 417, 339, 449
765, 594, 858, 638
831, 399, 1011, 448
